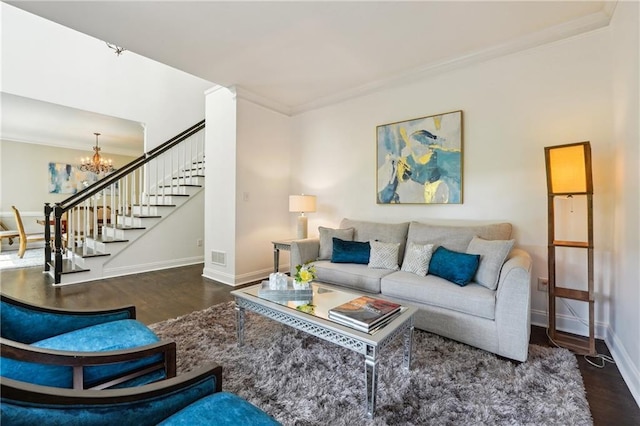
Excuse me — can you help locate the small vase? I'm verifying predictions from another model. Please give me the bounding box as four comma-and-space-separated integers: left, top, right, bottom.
293, 280, 311, 290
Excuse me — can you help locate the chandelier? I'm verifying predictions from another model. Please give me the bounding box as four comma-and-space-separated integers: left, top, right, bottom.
79, 133, 114, 174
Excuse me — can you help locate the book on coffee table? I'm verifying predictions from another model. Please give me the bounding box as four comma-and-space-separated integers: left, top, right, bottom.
328, 296, 401, 332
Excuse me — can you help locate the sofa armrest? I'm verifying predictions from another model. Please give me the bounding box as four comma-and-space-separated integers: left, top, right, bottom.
494, 248, 532, 362
290, 238, 320, 271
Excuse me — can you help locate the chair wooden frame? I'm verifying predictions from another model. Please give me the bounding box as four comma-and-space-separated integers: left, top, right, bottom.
1, 294, 177, 390
1, 364, 222, 405
11, 205, 47, 258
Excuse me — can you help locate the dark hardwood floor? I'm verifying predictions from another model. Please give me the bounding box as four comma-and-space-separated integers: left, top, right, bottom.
1, 264, 638, 425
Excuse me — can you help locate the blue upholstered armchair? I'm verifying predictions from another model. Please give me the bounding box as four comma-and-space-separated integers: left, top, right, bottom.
0, 294, 176, 390
1, 364, 281, 425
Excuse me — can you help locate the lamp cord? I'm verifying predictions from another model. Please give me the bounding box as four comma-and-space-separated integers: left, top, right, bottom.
545, 296, 616, 369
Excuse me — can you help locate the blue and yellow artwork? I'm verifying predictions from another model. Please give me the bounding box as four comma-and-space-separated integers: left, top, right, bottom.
376, 110, 463, 204
48, 163, 101, 194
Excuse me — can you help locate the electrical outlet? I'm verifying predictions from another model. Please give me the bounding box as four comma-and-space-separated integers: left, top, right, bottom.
196, 239, 203, 247
537, 277, 548, 292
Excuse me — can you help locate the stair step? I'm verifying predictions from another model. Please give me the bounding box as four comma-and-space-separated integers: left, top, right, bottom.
147, 193, 190, 197
106, 224, 147, 230
132, 204, 177, 208
92, 236, 130, 244
70, 247, 110, 258
159, 184, 202, 188
47, 260, 89, 275
133, 215, 162, 219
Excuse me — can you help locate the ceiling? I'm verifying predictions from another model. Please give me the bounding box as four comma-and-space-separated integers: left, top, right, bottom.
1, 93, 144, 156
7, 1, 613, 116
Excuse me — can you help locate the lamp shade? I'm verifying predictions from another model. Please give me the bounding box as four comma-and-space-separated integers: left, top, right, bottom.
289, 195, 317, 213
544, 142, 592, 195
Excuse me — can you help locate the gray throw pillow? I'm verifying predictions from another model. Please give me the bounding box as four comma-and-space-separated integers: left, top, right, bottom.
318, 227, 354, 260
401, 241, 434, 276
466, 236, 515, 290
368, 241, 400, 270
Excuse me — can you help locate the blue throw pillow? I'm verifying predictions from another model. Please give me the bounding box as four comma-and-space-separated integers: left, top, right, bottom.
331, 238, 370, 264
429, 246, 480, 286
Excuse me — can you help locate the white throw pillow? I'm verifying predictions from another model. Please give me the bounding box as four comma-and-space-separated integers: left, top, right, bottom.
401, 242, 434, 276
466, 236, 515, 290
318, 227, 354, 260
368, 241, 400, 270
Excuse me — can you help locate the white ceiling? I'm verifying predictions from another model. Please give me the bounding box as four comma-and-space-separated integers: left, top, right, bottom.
2, 1, 613, 152
1, 93, 144, 156
7, 1, 613, 115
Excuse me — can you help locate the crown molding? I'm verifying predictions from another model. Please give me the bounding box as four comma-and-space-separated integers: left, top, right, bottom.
233, 86, 292, 116
0, 136, 141, 157
290, 9, 613, 116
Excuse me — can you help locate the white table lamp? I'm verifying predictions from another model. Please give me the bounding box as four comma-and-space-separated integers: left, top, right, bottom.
289, 194, 316, 239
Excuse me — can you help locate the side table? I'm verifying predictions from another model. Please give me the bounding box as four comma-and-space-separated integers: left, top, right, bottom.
271, 239, 293, 272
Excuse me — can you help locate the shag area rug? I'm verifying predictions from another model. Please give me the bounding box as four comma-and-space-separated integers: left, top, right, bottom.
150, 302, 592, 425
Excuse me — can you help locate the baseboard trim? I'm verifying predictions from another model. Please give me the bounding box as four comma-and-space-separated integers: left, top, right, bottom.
103, 256, 204, 279
605, 326, 640, 407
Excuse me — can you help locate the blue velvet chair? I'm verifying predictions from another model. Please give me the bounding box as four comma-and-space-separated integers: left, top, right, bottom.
0, 364, 281, 425
0, 294, 176, 390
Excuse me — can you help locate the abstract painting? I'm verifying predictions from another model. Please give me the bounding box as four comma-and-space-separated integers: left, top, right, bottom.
377, 110, 463, 204
48, 163, 102, 194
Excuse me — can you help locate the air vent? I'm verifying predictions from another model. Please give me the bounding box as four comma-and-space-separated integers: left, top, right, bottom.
211, 250, 226, 266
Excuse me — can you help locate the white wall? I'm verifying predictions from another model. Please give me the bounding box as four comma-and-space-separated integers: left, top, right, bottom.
1, 3, 214, 150
203, 87, 238, 283
610, 0, 640, 406
203, 87, 293, 285
235, 98, 292, 278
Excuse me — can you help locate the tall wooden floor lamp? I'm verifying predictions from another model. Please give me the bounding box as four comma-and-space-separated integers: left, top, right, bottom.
544, 141, 596, 356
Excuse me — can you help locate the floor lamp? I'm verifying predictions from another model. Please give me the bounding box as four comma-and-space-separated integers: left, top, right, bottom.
544, 141, 596, 356
289, 195, 316, 239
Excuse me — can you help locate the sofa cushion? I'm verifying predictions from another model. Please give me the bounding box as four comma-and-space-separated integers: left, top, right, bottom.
401, 242, 434, 276
318, 226, 354, 260
406, 221, 512, 253
429, 247, 480, 286
466, 236, 515, 290
331, 238, 370, 264
0, 319, 163, 388
381, 271, 496, 320
314, 260, 392, 293
368, 241, 400, 270
159, 391, 280, 426
340, 218, 409, 263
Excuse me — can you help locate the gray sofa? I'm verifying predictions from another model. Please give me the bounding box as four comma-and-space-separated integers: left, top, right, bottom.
290, 218, 532, 362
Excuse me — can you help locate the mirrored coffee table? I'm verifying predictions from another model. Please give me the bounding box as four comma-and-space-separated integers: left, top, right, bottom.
232, 281, 416, 418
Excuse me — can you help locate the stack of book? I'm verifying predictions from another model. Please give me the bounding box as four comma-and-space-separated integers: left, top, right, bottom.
328, 296, 401, 332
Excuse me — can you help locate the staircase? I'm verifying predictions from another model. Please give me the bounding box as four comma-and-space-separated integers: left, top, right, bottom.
44, 121, 205, 285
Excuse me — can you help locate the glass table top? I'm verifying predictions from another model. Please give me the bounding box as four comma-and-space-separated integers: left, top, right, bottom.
238, 280, 409, 334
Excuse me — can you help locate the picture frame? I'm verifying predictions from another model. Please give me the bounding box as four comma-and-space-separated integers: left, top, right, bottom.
48, 162, 116, 194
376, 110, 463, 204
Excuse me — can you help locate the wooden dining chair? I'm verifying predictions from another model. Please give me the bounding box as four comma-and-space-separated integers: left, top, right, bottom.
0, 220, 20, 251
11, 206, 47, 258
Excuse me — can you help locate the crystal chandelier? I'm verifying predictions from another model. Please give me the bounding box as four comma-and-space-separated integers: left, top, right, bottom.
79, 133, 114, 174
